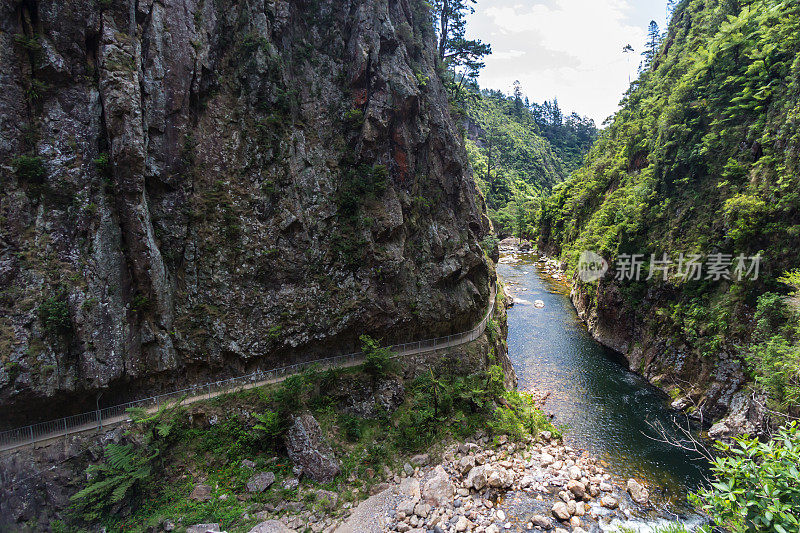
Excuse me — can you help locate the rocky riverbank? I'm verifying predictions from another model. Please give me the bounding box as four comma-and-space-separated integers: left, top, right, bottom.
225, 431, 665, 533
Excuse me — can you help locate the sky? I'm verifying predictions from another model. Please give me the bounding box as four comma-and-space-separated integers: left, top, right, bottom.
466, 0, 669, 124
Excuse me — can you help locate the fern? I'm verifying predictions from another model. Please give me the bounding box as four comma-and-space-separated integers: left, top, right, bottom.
71, 402, 178, 520
70, 443, 157, 520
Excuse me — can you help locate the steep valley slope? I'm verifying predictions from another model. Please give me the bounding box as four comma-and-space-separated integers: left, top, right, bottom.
536, 0, 800, 435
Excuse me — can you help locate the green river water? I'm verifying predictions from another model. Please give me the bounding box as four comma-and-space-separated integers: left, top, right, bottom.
499, 251, 709, 523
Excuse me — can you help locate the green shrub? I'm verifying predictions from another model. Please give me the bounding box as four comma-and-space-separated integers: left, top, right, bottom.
342, 108, 364, 129
753, 292, 789, 342
779, 269, 800, 295
339, 413, 363, 442
38, 293, 71, 336
93, 152, 112, 177
360, 335, 397, 379
692, 422, 800, 532
338, 164, 388, 218
131, 293, 150, 314
71, 442, 158, 521
191, 413, 261, 461
480, 235, 499, 256
14, 33, 40, 51
273, 374, 309, 414
253, 410, 284, 448
745, 336, 800, 412
13, 155, 46, 183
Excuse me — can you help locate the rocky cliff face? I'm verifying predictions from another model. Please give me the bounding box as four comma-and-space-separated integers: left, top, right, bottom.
0, 0, 492, 426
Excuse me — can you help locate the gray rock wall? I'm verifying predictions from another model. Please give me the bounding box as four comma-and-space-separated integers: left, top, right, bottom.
0, 0, 492, 425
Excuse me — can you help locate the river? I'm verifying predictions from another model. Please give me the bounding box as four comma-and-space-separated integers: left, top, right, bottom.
498, 251, 709, 521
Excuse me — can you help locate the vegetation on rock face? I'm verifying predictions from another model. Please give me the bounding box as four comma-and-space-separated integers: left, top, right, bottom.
533, 0, 800, 419
12, 154, 46, 183
38, 291, 72, 337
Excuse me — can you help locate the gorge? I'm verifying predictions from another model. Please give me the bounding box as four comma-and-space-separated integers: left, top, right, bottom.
2, 0, 800, 531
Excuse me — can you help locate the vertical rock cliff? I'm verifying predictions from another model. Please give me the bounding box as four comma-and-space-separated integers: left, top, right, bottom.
0, 0, 493, 425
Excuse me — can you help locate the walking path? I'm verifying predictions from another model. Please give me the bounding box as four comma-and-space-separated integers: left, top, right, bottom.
0, 283, 496, 454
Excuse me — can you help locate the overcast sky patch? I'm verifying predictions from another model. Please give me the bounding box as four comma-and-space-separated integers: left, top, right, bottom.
467, 0, 668, 124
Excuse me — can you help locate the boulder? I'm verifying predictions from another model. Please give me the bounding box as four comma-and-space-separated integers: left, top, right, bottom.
281, 478, 299, 491
465, 465, 487, 490
248, 520, 296, 533
626, 478, 649, 504
315, 489, 339, 510
459, 442, 481, 455
457, 455, 476, 475
531, 515, 553, 529
567, 480, 586, 500
186, 524, 222, 533
422, 466, 455, 506
399, 477, 421, 499
707, 390, 767, 440
413, 502, 430, 518
284, 413, 340, 483
485, 465, 513, 488
410, 454, 429, 466
567, 500, 577, 515
369, 482, 391, 495
189, 484, 212, 502
247, 472, 276, 493
600, 495, 619, 509
518, 474, 535, 488
397, 499, 416, 515
551, 502, 570, 521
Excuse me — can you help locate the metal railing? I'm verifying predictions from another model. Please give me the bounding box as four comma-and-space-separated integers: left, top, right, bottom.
0, 282, 496, 452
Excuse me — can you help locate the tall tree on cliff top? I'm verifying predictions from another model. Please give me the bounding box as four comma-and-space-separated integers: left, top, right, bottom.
433, 0, 492, 100
640, 20, 662, 71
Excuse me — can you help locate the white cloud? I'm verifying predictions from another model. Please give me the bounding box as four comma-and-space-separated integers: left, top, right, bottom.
468, 0, 648, 124
490, 49, 527, 60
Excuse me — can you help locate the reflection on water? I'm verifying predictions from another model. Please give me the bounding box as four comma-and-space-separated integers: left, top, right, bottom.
499, 252, 708, 510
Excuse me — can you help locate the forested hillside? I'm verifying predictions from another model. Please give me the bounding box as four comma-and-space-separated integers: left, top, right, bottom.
536, 0, 800, 427
465, 89, 597, 235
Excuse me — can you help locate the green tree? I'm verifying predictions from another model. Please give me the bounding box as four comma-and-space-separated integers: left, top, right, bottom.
641, 20, 661, 71
433, 0, 491, 100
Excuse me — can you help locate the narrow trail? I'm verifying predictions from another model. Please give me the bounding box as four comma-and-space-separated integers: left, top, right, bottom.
1, 283, 496, 455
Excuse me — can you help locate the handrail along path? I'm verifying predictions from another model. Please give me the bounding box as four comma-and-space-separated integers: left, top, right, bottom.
0, 282, 496, 453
